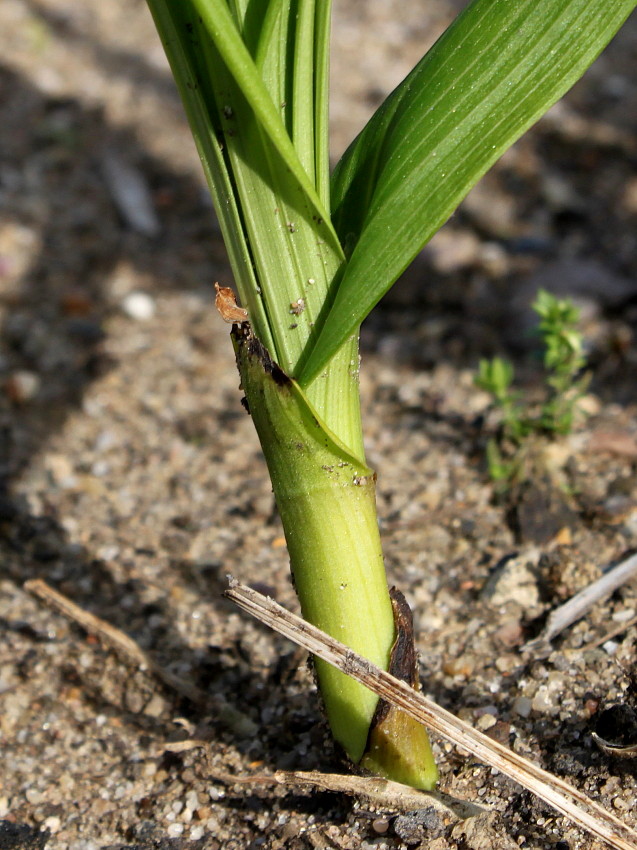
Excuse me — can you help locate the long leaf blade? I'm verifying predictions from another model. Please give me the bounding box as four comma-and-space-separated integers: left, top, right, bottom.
190, 0, 339, 247
297, 0, 636, 385
145, 0, 277, 353
313, 0, 333, 209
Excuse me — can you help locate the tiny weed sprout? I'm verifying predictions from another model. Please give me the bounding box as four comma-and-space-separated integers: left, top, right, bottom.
533, 289, 589, 435
145, 0, 635, 788
476, 290, 590, 487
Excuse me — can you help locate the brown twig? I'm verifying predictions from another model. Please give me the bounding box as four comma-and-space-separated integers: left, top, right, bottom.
225, 579, 637, 850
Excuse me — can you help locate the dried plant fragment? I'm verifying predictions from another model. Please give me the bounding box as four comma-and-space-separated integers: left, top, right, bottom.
361, 589, 436, 788
226, 580, 637, 850
593, 702, 637, 759
209, 769, 484, 820
215, 282, 249, 324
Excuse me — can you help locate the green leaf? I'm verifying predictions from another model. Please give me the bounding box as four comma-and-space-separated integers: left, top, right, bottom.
146, 0, 356, 440
145, 0, 277, 354
190, 0, 336, 235
475, 357, 514, 400
312, 0, 333, 209
297, 0, 636, 385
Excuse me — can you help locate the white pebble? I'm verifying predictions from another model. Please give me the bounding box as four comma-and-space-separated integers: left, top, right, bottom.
25, 788, 43, 804
185, 790, 199, 810
43, 816, 61, 833
190, 825, 205, 840
612, 608, 636, 622
167, 823, 184, 837
532, 686, 555, 713
208, 785, 225, 801
121, 292, 156, 321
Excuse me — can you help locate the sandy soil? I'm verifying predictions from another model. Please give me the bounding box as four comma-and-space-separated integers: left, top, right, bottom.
1, 2, 637, 848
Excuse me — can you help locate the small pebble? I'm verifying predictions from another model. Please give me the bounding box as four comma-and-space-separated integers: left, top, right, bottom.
612, 608, 636, 622
482, 551, 541, 609
372, 817, 390, 835
94, 430, 118, 452
44, 453, 74, 487
208, 785, 225, 801
43, 816, 61, 833
143, 693, 167, 718
4, 370, 40, 403
167, 822, 184, 837
532, 686, 557, 713
512, 696, 532, 718
121, 291, 156, 320
495, 653, 519, 673
190, 825, 205, 840
476, 713, 497, 731
91, 460, 110, 477
480, 241, 509, 276
442, 655, 475, 678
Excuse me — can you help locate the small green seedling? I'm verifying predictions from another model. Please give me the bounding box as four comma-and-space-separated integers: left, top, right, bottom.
144, 0, 634, 789
476, 290, 589, 485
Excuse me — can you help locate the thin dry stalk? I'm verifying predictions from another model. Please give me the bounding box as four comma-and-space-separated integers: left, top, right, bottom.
582, 612, 637, 651
525, 551, 637, 653
210, 770, 484, 820
25, 579, 260, 735
25, 578, 207, 706
226, 579, 637, 850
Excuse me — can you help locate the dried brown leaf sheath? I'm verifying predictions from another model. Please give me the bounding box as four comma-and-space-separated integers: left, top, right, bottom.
215, 283, 249, 323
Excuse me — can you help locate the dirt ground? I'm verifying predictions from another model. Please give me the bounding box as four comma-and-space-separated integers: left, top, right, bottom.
1, 1, 637, 848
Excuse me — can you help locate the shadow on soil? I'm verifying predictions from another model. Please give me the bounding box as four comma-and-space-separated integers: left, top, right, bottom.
0, 62, 296, 762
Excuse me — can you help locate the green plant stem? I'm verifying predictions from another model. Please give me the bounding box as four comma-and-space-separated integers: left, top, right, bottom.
146, 0, 433, 785
233, 325, 438, 788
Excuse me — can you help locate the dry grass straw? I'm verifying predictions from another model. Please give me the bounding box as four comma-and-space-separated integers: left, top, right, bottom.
226, 579, 637, 850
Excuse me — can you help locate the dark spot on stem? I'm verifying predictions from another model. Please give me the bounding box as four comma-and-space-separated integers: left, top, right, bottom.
232, 324, 291, 387
366, 589, 418, 731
